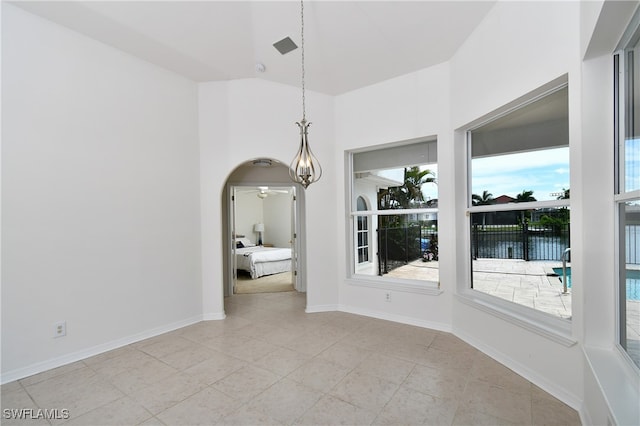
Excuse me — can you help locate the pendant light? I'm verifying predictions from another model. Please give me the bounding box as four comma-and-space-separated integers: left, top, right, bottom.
289, 0, 322, 189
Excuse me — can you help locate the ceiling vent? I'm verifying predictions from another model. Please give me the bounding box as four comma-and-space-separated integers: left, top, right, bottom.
273, 37, 298, 55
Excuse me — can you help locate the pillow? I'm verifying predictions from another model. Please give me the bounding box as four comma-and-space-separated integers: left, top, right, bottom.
237, 237, 255, 247
236, 241, 244, 248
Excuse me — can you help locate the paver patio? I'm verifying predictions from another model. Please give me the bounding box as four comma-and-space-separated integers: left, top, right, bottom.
389, 258, 570, 317
389, 258, 639, 366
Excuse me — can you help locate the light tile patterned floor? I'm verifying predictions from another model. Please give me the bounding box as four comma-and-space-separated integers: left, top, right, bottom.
1, 291, 581, 425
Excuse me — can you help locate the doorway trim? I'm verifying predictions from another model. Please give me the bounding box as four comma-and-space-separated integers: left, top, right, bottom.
223, 180, 307, 299
226, 181, 305, 295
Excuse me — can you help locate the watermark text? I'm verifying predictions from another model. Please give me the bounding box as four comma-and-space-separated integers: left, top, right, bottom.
3, 408, 70, 420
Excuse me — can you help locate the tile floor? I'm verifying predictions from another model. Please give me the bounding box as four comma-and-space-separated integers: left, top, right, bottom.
1, 291, 581, 425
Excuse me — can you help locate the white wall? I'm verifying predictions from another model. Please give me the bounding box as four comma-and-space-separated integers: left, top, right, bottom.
450, 0, 584, 408
1, 4, 201, 381
234, 192, 264, 243
335, 62, 452, 331
335, 0, 588, 412
233, 191, 291, 247
198, 82, 230, 318
263, 193, 292, 248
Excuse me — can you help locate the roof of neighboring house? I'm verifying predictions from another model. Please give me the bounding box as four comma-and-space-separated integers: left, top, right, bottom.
494, 195, 516, 204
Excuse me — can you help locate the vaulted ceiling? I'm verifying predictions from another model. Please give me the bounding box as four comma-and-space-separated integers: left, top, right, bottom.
12, 1, 496, 95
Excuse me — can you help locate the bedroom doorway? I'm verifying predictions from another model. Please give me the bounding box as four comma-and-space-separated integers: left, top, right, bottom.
230, 184, 299, 295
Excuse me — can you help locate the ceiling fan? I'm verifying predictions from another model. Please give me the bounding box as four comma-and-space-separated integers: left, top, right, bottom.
241, 186, 290, 199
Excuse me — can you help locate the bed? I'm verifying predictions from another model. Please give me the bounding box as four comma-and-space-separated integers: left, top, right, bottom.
235, 238, 292, 279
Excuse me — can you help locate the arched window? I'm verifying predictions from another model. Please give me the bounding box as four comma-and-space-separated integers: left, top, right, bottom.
356, 197, 369, 263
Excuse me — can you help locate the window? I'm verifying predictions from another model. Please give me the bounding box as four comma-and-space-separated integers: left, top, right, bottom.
467, 82, 571, 319
356, 197, 370, 264
615, 28, 640, 369
349, 139, 439, 287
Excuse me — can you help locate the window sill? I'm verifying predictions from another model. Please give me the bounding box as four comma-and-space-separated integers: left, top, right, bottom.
355, 262, 373, 272
583, 346, 640, 426
347, 276, 443, 296
456, 290, 576, 347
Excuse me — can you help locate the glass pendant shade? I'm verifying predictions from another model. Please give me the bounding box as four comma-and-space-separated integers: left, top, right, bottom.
289, 118, 322, 188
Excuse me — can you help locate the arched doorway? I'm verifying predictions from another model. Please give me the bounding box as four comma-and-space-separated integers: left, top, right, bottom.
222, 158, 306, 300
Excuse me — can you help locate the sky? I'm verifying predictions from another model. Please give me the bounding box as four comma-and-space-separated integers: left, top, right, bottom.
625, 138, 640, 192
376, 146, 571, 203
472, 147, 570, 201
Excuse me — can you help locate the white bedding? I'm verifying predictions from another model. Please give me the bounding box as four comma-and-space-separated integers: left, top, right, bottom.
236, 246, 292, 279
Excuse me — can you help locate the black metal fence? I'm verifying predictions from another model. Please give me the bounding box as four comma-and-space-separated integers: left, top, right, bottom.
375, 215, 571, 275
377, 221, 438, 275
471, 222, 570, 261
627, 225, 640, 265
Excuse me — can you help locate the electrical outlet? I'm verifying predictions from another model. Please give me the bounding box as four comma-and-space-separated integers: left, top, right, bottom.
385, 292, 391, 302
54, 321, 66, 338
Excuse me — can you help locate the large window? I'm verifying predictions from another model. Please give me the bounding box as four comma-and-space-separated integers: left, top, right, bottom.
616, 28, 640, 369
467, 82, 571, 319
350, 139, 439, 287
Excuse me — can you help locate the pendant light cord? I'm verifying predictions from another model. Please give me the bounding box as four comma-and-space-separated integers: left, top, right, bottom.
300, 0, 306, 121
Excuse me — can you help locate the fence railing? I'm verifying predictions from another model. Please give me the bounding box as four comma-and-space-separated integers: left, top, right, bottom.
471, 222, 570, 261
377, 224, 438, 275
376, 220, 573, 275
627, 225, 639, 265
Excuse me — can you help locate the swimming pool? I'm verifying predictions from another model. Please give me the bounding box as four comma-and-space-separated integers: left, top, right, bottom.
552, 267, 640, 301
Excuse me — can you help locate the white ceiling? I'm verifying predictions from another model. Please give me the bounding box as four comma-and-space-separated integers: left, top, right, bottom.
11, 1, 496, 95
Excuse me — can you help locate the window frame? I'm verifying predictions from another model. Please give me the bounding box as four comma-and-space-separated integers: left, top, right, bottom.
614, 27, 640, 372
346, 139, 442, 295
457, 76, 576, 346
356, 196, 370, 265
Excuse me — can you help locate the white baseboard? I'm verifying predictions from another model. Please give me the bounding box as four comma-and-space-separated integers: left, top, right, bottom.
202, 312, 226, 320
454, 328, 583, 412
1, 315, 203, 385
305, 304, 340, 313
339, 304, 452, 333
305, 303, 452, 333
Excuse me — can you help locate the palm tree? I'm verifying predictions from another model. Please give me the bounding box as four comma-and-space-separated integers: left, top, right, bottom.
472, 190, 494, 228
557, 188, 570, 200
516, 190, 536, 203
515, 190, 537, 224
403, 167, 436, 207
377, 167, 436, 263
556, 188, 570, 223
378, 167, 435, 229
378, 167, 435, 210
472, 190, 494, 206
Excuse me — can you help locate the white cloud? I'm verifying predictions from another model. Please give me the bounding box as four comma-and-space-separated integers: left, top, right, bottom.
472, 148, 569, 177
471, 147, 570, 201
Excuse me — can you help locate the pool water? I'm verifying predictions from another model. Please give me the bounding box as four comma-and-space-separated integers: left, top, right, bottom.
553, 267, 640, 301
